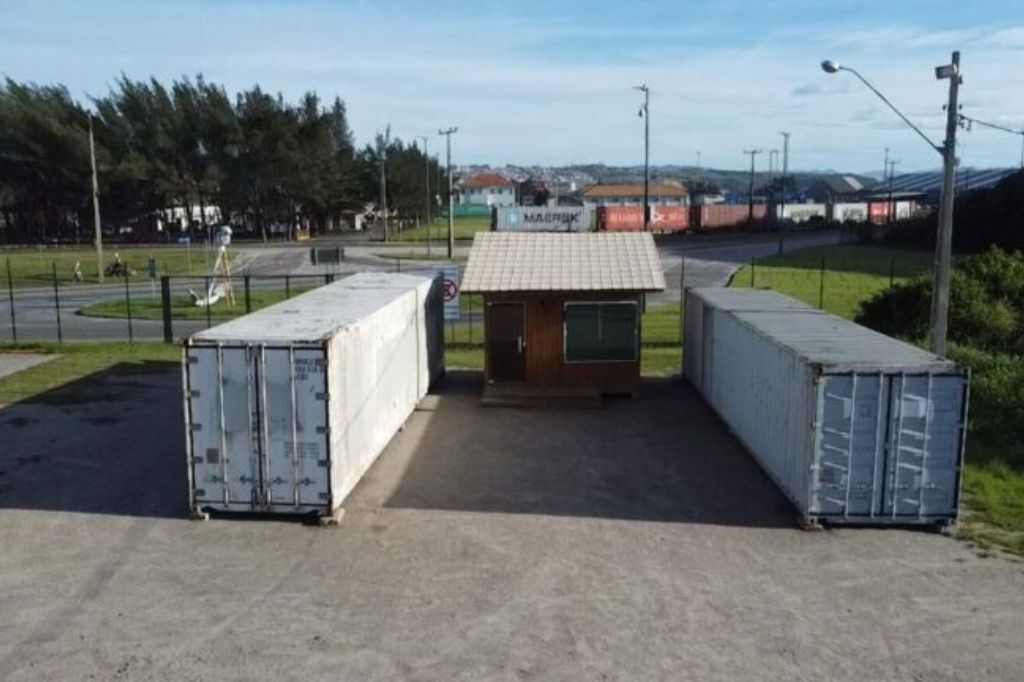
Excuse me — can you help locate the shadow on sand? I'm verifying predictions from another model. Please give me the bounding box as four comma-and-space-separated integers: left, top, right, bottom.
0, 362, 186, 518
381, 371, 796, 527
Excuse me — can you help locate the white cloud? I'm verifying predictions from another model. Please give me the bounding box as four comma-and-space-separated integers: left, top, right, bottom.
0, 1, 1021, 172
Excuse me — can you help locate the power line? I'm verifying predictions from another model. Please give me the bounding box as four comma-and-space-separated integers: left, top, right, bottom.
958, 113, 1024, 168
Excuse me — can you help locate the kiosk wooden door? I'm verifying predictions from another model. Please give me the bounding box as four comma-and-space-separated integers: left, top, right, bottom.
487, 303, 526, 382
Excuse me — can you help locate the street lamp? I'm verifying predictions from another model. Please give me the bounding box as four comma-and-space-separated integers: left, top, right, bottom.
438, 127, 458, 259
634, 84, 650, 230
821, 53, 962, 356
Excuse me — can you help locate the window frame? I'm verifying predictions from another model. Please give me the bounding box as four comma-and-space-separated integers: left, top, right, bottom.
562, 300, 640, 364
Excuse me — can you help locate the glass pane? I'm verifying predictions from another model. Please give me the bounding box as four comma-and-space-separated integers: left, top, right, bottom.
599, 304, 637, 361
565, 304, 600, 362
565, 302, 637, 362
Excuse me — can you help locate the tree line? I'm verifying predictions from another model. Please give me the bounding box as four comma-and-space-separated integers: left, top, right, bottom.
0, 76, 446, 243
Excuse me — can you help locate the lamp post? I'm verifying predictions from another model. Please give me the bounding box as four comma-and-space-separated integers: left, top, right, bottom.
88, 115, 104, 282
419, 136, 431, 258
438, 127, 458, 259
634, 84, 650, 230
778, 131, 790, 225
821, 52, 961, 356
742, 149, 762, 225
886, 158, 900, 223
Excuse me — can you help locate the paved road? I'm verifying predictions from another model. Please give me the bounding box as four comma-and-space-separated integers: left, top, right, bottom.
0, 230, 843, 342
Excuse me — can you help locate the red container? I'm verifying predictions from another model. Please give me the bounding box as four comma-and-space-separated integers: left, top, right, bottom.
598, 205, 687, 232
690, 204, 765, 231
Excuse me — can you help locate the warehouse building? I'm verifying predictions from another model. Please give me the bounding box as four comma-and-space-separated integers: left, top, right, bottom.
462, 232, 665, 400
579, 182, 688, 209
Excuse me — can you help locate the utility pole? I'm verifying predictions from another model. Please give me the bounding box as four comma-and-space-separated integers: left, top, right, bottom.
419, 136, 431, 258
930, 50, 962, 357
886, 159, 899, 223
779, 131, 790, 225
89, 115, 104, 283
820, 53, 961, 355
439, 127, 458, 259
767, 149, 779, 195
379, 125, 390, 242
743, 149, 762, 224
634, 84, 650, 230
696, 150, 702, 184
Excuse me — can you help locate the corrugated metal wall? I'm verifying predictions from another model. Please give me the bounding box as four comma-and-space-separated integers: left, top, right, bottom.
683, 288, 967, 526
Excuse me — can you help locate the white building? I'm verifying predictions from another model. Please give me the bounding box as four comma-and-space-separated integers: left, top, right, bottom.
459, 172, 516, 207
579, 182, 689, 210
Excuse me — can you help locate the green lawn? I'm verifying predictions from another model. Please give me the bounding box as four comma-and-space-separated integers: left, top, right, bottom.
82, 286, 317, 322
387, 216, 490, 243
733, 244, 1023, 557
0, 244, 228, 287
731, 244, 933, 319
0, 342, 178, 405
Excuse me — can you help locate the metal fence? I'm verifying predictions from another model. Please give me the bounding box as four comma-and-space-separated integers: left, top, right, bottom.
0, 256, 485, 347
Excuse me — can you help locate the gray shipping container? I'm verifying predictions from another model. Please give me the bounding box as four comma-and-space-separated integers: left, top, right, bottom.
492, 205, 592, 232
183, 272, 444, 521
684, 288, 968, 527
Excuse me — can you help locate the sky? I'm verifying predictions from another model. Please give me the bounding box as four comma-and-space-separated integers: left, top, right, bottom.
2, 0, 1023, 173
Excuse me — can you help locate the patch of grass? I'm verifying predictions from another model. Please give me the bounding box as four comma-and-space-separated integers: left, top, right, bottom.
642, 304, 681, 346
641, 346, 681, 376
0, 342, 178, 405
387, 216, 490, 243
731, 244, 932, 319
445, 345, 483, 370
959, 441, 1024, 556
0, 244, 227, 288
81, 286, 317, 321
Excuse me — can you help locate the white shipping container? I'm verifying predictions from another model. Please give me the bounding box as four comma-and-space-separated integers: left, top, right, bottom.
183, 272, 444, 520
492, 206, 592, 232
684, 288, 968, 527
774, 203, 827, 223
830, 202, 869, 223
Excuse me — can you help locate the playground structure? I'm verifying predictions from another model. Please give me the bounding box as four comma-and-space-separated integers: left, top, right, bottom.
189, 226, 235, 308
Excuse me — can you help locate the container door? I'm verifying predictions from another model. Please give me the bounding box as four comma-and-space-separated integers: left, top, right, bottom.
814, 374, 888, 517
187, 346, 261, 510
487, 303, 526, 382
882, 375, 964, 518
259, 347, 330, 511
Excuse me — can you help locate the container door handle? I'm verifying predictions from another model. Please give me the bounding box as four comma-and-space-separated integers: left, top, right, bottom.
516, 335, 523, 354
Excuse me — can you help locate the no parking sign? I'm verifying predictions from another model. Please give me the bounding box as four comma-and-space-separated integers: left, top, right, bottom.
433, 264, 460, 321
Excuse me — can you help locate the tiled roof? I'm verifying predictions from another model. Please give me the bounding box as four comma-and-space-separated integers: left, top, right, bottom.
461, 172, 515, 189
581, 183, 688, 198
461, 232, 666, 293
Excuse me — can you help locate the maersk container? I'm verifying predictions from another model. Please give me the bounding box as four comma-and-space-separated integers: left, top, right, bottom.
684, 288, 968, 527
182, 272, 444, 521
492, 206, 592, 232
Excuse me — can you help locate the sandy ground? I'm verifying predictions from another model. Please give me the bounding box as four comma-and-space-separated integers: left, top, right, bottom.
0, 367, 1022, 681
